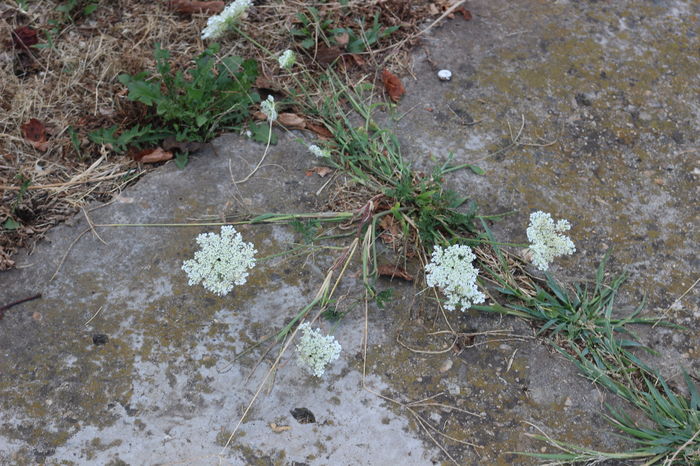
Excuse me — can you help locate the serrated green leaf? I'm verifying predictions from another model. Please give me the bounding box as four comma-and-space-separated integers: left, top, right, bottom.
2, 218, 20, 230
127, 81, 161, 106
83, 3, 98, 15
248, 122, 278, 145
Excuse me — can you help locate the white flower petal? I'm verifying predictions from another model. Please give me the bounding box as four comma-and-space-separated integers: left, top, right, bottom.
526, 211, 575, 271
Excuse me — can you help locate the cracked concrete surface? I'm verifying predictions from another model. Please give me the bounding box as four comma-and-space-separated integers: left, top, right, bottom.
1, 0, 698, 464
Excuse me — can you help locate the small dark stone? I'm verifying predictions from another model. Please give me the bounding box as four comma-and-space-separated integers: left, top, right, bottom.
575, 93, 592, 107
290, 407, 316, 424
92, 334, 108, 345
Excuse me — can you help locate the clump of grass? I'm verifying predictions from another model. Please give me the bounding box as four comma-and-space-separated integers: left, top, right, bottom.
522, 365, 700, 465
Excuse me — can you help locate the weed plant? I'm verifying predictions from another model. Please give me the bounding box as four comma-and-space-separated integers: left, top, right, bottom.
90, 43, 259, 152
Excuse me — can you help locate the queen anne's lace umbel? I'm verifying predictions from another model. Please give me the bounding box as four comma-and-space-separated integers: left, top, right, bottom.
261, 95, 277, 122
201, 0, 252, 40
278, 49, 296, 69
182, 226, 257, 296
296, 322, 342, 377
425, 244, 485, 311
526, 211, 576, 271
308, 144, 330, 158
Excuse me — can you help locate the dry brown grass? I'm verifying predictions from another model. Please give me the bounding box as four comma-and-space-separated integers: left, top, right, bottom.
0, 0, 459, 269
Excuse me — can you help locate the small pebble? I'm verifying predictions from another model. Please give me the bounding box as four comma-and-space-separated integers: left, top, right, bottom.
92, 334, 108, 346
437, 69, 452, 81
439, 359, 453, 372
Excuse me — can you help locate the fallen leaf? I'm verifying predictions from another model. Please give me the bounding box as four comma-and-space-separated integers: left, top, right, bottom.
350, 54, 366, 66
456, 7, 472, 20
167, 0, 224, 15
21, 119, 49, 151
12, 26, 38, 49
131, 147, 173, 163
377, 264, 413, 281
277, 112, 306, 130
428, 3, 440, 15
252, 110, 266, 121
0, 249, 15, 271
381, 69, 405, 103
342, 54, 365, 68
269, 423, 291, 433
305, 166, 333, 177
378, 214, 401, 244
306, 122, 333, 139
315, 45, 343, 66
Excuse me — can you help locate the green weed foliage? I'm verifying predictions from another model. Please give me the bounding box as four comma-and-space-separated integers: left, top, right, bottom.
90, 43, 259, 155
121, 43, 259, 143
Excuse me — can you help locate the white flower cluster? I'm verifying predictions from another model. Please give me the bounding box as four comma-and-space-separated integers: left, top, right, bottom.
278, 49, 296, 69
201, 0, 252, 40
296, 322, 342, 377
425, 244, 485, 311
526, 211, 576, 271
308, 144, 330, 158
182, 225, 257, 296
261, 95, 277, 122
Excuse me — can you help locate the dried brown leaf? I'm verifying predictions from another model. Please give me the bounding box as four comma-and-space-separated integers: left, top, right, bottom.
21, 119, 49, 151
306, 122, 333, 139
305, 166, 333, 177
377, 264, 414, 281
167, 0, 224, 15
381, 69, 405, 103
378, 214, 401, 244
277, 112, 306, 129
131, 147, 173, 163
12, 26, 38, 49
315, 45, 343, 66
456, 7, 473, 20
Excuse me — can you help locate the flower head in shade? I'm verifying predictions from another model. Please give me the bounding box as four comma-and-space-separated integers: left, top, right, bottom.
296, 322, 342, 377
261, 95, 277, 122
182, 225, 257, 296
278, 49, 296, 69
201, 0, 253, 40
526, 211, 576, 271
308, 144, 330, 158
425, 244, 485, 311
